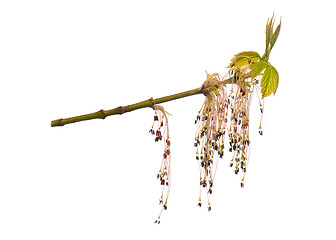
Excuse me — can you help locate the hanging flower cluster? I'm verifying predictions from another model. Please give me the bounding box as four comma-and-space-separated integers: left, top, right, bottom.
194, 72, 228, 211
148, 103, 171, 224
195, 61, 265, 209
226, 67, 264, 190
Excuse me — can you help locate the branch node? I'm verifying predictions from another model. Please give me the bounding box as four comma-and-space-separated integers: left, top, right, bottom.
118, 106, 129, 114
100, 109, 107, 119
148, 97, 155, 110
200, 85, 210, 96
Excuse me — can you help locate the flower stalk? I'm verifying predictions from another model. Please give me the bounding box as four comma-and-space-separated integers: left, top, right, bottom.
148, 103, 172, 224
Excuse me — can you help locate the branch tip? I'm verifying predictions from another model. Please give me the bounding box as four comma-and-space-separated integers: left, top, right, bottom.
50, 118, 64, 127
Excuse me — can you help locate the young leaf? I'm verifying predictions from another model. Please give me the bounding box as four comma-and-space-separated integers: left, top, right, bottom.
270, 19, 281, 50
250, 60, 268, 79
263, 14, 281, 62
265, 14, 274, 49
228, 51, 261, 69
261, 64, 279, 98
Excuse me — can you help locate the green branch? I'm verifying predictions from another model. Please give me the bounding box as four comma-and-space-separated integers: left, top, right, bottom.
50, 78, 235, 127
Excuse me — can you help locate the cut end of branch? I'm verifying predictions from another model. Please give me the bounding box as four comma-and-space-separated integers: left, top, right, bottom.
51, 119, 64, 127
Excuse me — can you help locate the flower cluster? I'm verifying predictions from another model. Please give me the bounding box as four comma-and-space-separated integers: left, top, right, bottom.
194, 73, 229, 210
227, 68, 264, 187
195, 68, 264, 209
149, 104, 171, 224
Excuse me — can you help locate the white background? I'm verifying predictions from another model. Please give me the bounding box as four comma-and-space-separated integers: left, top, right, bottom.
1, 0, 335, 239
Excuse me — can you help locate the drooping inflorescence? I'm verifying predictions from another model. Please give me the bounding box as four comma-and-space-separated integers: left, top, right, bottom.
148, 103, 171, 224
195, 61, 265, 209
194, 72, 229, 210
226, 66, 264, 189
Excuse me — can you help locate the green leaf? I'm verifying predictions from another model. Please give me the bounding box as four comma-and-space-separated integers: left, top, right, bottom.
228, 51, 261, 69
261, 64, 279, 98
270, 19, 281, 50
263, 14, 281, 61
250, 60, 268, 79
265, 14, 274, 48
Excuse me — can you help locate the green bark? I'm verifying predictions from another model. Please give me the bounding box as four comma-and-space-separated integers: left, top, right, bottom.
50, 77, 234, 127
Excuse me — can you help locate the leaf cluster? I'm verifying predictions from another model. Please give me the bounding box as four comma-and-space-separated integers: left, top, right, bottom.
227, 15, 281, 98
228, 51, 261, 70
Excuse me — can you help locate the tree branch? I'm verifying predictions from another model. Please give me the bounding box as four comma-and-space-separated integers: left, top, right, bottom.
50, 77, 235, 127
